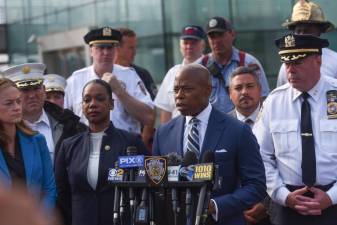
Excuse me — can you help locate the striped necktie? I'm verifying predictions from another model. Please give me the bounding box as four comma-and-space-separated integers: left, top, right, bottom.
187, 117, 200, 157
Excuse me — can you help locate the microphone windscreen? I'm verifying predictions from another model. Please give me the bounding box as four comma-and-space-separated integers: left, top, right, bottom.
202, 150, 215, 163
182, 151, 198, 167
126, 146, 138, 155
167, 152, 183, 166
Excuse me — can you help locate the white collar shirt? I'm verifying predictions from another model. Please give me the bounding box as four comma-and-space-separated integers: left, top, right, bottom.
64, 65, 154, 134
253, 76, 337, 206
25, 109, 55, 161
183, 103, 212, 155
235, 104, 260, 128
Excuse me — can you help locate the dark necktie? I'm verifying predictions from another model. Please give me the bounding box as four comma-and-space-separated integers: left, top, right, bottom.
301, 92, 316, 186
244, 118, 254, 127
187, 117, 200, 157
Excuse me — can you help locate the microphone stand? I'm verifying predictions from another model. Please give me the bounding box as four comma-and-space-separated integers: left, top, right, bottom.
149, 190, 155, 225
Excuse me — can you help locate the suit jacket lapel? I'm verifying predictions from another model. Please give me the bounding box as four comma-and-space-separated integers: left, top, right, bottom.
47, 114, 63, 147
172, 116, 185, 156
0, 148, 10, 184
201, 108, 227, 156
96, 124, 120, 191
18, 131, 34, 184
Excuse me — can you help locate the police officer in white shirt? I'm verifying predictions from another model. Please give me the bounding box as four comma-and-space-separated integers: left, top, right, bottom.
154, 25, 205, 123
65, 27, 154, 134
253, 34, 337, 225
277, 0, 337, 87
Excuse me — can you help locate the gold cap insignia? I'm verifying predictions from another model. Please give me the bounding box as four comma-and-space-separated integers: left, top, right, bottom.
21, 66, 31, 74
285, 35, 296, 48
102, 27, 112, 36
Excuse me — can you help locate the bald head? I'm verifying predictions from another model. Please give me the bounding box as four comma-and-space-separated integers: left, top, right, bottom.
173, 64, 212, 116
178, 64, 211, 86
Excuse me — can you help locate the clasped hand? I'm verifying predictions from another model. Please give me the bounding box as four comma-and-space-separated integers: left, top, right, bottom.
286, 186, 332, 216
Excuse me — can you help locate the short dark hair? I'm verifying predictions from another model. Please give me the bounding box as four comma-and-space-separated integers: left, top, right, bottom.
229, 66, 260, 87
82, 79, 113, 102
117, 27, 136, 38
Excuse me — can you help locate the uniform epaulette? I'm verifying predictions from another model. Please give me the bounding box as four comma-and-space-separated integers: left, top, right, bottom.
269, 82, 291, 95
324, 76, 337, 88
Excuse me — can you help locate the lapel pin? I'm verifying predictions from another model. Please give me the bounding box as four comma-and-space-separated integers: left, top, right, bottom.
104, 145, 111, 151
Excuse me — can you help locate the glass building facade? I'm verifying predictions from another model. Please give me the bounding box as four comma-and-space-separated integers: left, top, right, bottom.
5, 0, 337, 87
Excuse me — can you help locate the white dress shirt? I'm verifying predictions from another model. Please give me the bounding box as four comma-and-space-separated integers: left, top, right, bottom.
183, 103, 212, 154
64, 65, 154, 134
253, 76, 337, 206
87, 131, 104, 190
25, 109, 55, 162
235, 104, 260, 128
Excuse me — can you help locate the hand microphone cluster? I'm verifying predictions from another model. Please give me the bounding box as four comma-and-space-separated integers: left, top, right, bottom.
109, 146, 146, 225
108, 148, 219, 225
166, 150, 218, 225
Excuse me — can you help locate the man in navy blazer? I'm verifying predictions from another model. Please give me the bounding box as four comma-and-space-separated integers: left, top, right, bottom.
153, 64, 266, 225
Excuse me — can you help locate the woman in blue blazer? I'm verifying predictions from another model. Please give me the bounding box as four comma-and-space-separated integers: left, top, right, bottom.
0, 78, 56, 208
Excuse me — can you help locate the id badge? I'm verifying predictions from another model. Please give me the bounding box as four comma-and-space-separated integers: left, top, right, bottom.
327, 90, 337, 119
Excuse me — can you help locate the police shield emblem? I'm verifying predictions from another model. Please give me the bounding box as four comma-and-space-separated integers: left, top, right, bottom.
327, 90, 337, 119
145, 157, 167, 186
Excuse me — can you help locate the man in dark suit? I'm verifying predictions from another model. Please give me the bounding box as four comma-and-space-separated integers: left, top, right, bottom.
228, 66, 262, 127
153, 64, 266, 225
228, 66, 271, 225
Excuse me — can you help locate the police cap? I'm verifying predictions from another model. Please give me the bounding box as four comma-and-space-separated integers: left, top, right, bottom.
275, 34, 329, 63
84, 27, 122, 46
44, 74, 66, 93
3, 63, 45, 88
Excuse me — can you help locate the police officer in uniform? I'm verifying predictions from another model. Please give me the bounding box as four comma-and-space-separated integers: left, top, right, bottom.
44, 74, 67, 108
277, 0, 337, 86
65, 27, 154, 135
253, 34, 337, 225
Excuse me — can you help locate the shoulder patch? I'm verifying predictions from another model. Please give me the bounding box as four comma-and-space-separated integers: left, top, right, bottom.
269, 83, 290, 95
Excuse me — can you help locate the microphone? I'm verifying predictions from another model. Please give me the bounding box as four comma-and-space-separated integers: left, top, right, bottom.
126, 146, 138, 225
167, 153, 183, 225
113, 161, 121, 225
135, 187, 149, 224
182, 151, 198, 225
195, 151, 215, 225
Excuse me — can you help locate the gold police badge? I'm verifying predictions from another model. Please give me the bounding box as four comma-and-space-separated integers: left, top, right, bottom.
145, 156, 167, 186
327, 90, 337, 119
21, 66, 31, 74
285, 35, 296, 48
103, 27, 112, 36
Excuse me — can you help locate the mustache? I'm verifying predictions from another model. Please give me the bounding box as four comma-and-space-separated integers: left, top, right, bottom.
239, 95, 253, 101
